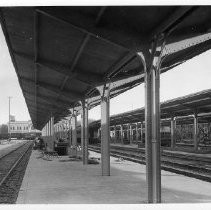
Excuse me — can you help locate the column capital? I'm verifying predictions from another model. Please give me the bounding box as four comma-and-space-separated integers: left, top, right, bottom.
194, 111, 198, 118
96, 83, 110, 99
171, 116, 176, 121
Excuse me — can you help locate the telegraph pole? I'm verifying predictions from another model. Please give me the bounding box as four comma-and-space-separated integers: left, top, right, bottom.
8, 96, 12, 141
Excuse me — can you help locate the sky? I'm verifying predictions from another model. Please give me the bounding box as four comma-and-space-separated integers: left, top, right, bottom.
0, 25, 211, 124
0, 28, 30, 124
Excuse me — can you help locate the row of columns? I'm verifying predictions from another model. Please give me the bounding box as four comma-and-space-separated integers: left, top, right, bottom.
41, 106, 89, 164
81, 100, 89, 165
170, 113, 199, 151
41, 35, 194, 204
41, 97, 200, 205
41, 116, 55, 151
100, 113, 199, 151
110, 123, 144, 144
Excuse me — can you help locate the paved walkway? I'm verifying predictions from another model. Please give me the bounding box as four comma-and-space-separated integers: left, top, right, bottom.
17, 150, 211, 204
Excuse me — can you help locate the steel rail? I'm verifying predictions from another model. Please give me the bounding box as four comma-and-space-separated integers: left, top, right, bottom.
0, 141, 33, 187
89, 145, 211, 182
0, 141, 28, 161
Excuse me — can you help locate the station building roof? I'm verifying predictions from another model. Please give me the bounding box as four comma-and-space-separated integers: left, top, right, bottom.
90, 89, 211, 128
1, 6, 211, 129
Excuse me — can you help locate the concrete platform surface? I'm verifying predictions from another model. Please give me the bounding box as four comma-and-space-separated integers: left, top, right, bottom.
17, 150, 211, 204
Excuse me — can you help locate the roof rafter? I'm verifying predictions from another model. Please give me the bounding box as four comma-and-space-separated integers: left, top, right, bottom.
105, 51, 137, 80
36, 8, 129, 51
60, 33, 90, 90
38, 82, 82, 101
23, 89, 71, 108
151, 6, 197, 37
95, 6, 107, 26
29, 107, 51, 115
26, 98, 62, 111
14, 51, 102, 85
21, 76, 83, 101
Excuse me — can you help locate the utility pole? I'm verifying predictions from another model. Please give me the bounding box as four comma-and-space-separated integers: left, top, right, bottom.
8, 96, 12, 141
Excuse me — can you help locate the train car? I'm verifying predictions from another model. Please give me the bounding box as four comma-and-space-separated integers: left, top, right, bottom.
55, 121, 211, 149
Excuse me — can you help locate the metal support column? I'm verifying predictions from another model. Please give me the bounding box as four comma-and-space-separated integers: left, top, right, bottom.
139, 36, 165, 203
170, 117, 176, 148
49, 120, 52, 137
81, 100, 89, 164
113, 125, 117, 144
144, 63, 153, 203
47, 120, 51, 150
60, 124, 62, 139
54, 125, 56, 138
127, 124, 130, 142
45, 121, 49, 149
81, 102, 85, 164
140, 122, 143, 144
193, 113, 198, 151
57, 123, 60, 138
68, 119, 72, 147
42, 127, 45, 137
47, 121, 49, 137
45, 124, 47, 137
98, 84, 110, 176
71, 112, 77, 157
51, 116, 55, 151
97, 128, 100, 139
59, 124, 61, 139
84, 101, 89, 164
46, 122, 48, 137
120, 124, 124, 144
135, 123, 139, 144
129, 124, 133, 144
62, 123, 64, 139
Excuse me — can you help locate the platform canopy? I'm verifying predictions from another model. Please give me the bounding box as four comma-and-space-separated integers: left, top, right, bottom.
90, 89, 211, 127
1, 6, 211, 129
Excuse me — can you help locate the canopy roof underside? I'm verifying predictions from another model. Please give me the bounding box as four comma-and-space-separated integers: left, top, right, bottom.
1, 6, 211, 129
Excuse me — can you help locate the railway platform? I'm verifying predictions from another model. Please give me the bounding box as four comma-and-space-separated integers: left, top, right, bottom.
17, 150, 211, 204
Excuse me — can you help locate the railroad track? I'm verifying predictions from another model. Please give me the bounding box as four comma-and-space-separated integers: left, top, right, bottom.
89, 144, 211, 182
0, 140, 33, 204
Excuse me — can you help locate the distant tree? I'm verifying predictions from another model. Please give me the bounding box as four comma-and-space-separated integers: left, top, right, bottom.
0, 124, 8, 134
